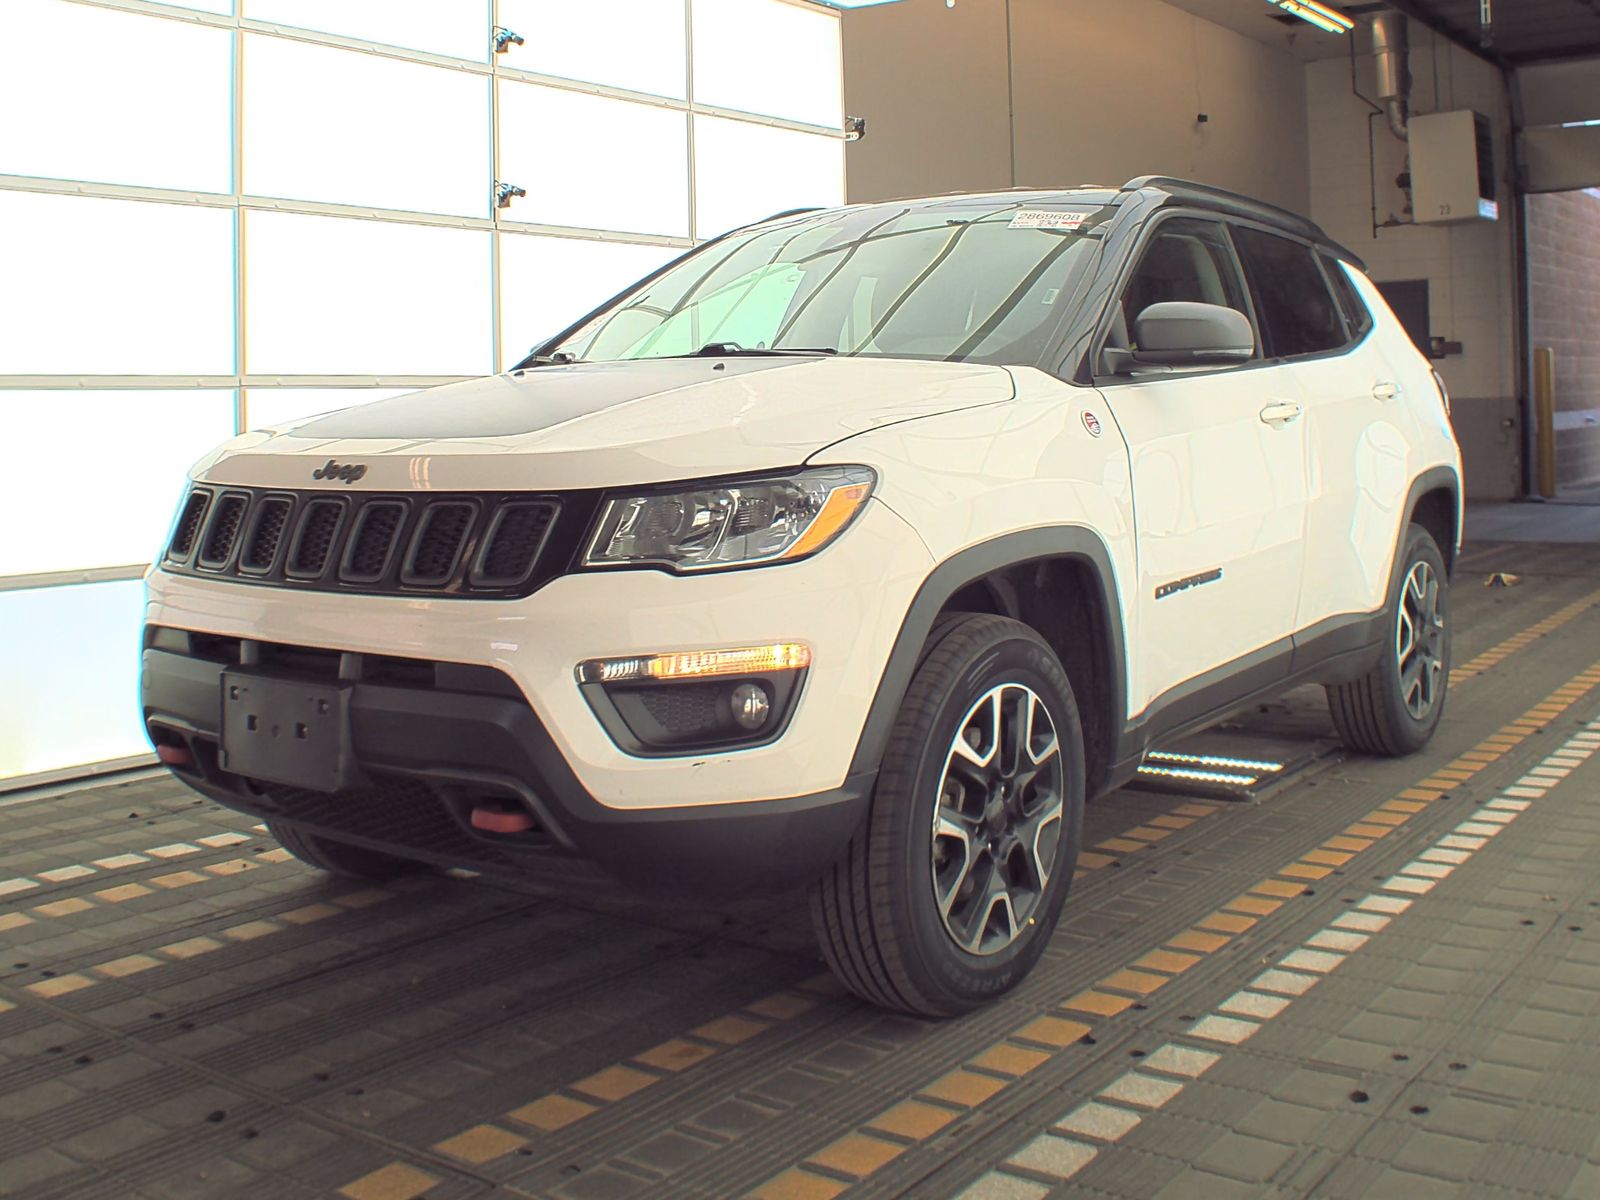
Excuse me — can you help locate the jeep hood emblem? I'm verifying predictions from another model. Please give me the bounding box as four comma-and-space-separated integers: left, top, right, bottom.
312, 459, 367, 484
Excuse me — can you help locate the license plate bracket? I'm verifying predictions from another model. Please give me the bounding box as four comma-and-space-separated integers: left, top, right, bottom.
220, 672, 362, 793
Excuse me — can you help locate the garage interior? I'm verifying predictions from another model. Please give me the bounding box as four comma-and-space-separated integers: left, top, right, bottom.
4, 1, 1600, 1198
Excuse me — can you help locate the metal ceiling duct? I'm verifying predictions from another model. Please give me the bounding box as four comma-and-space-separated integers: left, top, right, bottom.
1372, 10, 1412, 141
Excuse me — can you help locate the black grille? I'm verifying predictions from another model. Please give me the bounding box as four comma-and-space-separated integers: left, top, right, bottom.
197, 493, 248, 569
637, 684, 726, 738
287, 499, 345, 578
341, 501, 407, 583
472, 501, 557, 587
162, 485, 574, 599
403, 502, 475, 586
240, 497, 292, 573
168, 490, 212, 560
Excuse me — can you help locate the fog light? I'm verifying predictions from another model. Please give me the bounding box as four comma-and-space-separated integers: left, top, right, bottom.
730, 682, 772, 730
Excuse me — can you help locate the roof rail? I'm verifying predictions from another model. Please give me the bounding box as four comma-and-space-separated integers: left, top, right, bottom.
1120, 175, 1338, 252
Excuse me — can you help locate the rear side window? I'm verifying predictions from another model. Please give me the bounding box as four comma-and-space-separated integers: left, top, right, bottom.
1231, 226, 1346, 359
1320, 254, 1374, 340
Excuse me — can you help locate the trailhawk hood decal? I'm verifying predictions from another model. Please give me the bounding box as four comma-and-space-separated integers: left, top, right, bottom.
196, 357, 1015, 491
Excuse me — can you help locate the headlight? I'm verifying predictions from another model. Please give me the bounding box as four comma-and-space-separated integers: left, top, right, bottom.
583, 466, 875, 572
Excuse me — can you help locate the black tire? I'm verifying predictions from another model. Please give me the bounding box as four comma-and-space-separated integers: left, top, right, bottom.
268, 821, 418, 881
1326, 524, 1451, 756
809, 614, 1086, 1017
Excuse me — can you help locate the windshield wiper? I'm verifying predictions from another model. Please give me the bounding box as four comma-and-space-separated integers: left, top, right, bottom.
688, 342, 838, 357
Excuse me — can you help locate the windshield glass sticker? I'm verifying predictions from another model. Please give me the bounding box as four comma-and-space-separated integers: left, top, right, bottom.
1010, 209, 1094, 230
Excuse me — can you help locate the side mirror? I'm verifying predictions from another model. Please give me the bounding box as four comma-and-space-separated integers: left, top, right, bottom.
1130, 301, 1255, 368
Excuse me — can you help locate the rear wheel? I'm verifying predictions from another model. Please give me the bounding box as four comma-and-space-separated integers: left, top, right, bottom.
1326, 524, 1451, 756
809, 614, 1085, 1016
267, 821, 418, 881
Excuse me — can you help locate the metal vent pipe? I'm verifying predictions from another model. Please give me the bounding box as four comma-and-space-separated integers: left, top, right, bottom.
1372, 10, 1411, 141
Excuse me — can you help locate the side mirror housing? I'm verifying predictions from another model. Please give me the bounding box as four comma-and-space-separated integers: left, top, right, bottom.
1130, 301, 1255, 368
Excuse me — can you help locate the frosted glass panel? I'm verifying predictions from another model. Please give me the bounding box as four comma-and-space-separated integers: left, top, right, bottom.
0, 581, 150, 782
500, 235, 676, 367
0, 192, 235, 375
244, 0, 488, 61
244, 35, 490, 217
498, 82, 689, 237
0, 0, 232, 193
246, 388, 409, 431
0, 392, 235, 578
692, 0, 841, 127
245, 210, 491, 376
499, 0, 685, 98
693, 116, 844, 239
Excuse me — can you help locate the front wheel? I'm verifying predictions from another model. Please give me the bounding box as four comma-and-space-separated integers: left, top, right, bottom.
1326, 524, 1451, 756
809, 614, 1086, 1016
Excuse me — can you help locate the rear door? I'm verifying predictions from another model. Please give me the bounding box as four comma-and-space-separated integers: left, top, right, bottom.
1097, 216, 1310, 717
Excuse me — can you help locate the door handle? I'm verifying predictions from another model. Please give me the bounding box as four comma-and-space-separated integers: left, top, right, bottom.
1372, 381, 1401, 401
1259, 401, 1303, 427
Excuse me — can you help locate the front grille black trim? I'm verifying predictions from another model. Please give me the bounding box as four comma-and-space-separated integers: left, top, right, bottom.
197, 492, 250, 571
167, 488, 213, 562
162, 485, 586, 600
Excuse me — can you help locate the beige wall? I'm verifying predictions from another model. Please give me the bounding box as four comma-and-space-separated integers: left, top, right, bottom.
1304, 25, 1521, 499
1527, 189, 1600, 489
841, 0, 1309, 214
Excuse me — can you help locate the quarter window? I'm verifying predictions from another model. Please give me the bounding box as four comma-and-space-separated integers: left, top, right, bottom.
1231, 226, 1346, 359
1320, 253, 1374, 340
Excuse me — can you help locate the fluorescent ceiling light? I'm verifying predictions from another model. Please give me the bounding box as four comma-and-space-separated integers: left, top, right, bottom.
1268, 0, 1356, 33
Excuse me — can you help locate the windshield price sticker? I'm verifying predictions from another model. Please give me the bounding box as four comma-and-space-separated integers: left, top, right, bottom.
1010, 209, 1095, 230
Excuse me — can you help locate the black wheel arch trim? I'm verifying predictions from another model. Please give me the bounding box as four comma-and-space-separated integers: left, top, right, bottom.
1402, 464, 1462, 574
845, 526, 1129, 796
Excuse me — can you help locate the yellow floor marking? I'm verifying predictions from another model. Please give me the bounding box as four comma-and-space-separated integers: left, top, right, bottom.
867, 1100, 960, 1140
205, 859, 259, 876
746, 992, 818, 1020
1168, 929, 1232, 954
25, 974, 93, 998
334, 889, 392, 909
808, 1133, 905, 1177
919, 1070, 1009, 1107
1197, 911, 1258, 934
151, 871, 207, 889
1383, 799, 1429, 814
1302, 848, 1353, 868
1173, 803, 1221, 817
1097, 837, 1147, 854
1252, 879, 1309, 898
222, 920, 282, 941
258, 848, 293, 864
1398, 788, 1444, 801
570, 1064, 657, 1102
1149, 814, 1196, 830
1077, 851, 1117, 870
1430, 769, 1476, 781
748, 1168, 849, 1200
160, 936, 222, 960
280, 902, 340, 924
1133, 949, 1201, 975
337, 1163, 439, 1200
634, 1038, 717, 1073
34, 898, 94, 918
0, 912, 33, 933
1280, 863, 1334, 881
1099, 968, 1170, 995
1013, 1015, 1091, 1048
693, 1014, 772, 1045
1363, 810, 1410, 826
93, 883, 152, 903
1123, 825, 1174, 842
968, 1044, 1052, 1077
1062, 990, 1137, 1017
507, 1094, 597, 1131
433, 1124, 525, 1164
1225, 894, 1284, 916
93, 954, 162, 978
1345, 822, 1393, 839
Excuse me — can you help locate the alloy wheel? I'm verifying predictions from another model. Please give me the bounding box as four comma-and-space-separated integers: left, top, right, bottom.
930, 684, 1065, 956
1396, 560, 1446, 719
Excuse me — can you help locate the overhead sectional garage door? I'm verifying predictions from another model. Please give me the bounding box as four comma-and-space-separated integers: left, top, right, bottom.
0, 0, 846, 788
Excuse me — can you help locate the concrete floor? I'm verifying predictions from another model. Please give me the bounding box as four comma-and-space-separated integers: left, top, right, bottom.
4, 532, 1600, 1199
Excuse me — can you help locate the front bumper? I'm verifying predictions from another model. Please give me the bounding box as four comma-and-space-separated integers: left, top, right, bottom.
142, 635, 874, 892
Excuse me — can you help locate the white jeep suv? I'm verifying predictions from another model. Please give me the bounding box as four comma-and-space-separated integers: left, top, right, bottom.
142, 177, 1461, 1016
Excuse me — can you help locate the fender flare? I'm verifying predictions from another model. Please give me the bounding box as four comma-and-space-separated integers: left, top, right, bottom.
1399, 464, 1463, 573
845, 526, 1128, 784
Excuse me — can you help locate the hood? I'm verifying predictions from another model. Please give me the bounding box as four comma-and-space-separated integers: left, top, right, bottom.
197, 357, 1014, 491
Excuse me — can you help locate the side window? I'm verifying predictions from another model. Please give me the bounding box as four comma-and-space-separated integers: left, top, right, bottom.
1231, 226, 1346, 359
1105, 217, 1254, 366
1320, 253, 1374, 340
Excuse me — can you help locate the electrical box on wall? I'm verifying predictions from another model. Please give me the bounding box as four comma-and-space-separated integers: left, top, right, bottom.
1410, 110, 1499, 224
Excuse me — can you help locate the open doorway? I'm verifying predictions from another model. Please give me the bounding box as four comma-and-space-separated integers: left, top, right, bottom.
1526, 188, 1600, 503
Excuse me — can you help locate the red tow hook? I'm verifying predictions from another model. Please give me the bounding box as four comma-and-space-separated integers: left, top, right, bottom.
156, 744, 193, 767
471, 803, 537, 834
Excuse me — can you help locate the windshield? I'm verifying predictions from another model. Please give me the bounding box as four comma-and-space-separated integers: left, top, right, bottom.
545, 201, 1106, 367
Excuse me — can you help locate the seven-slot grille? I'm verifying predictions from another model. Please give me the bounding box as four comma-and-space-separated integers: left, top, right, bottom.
164, 486, 559, 598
